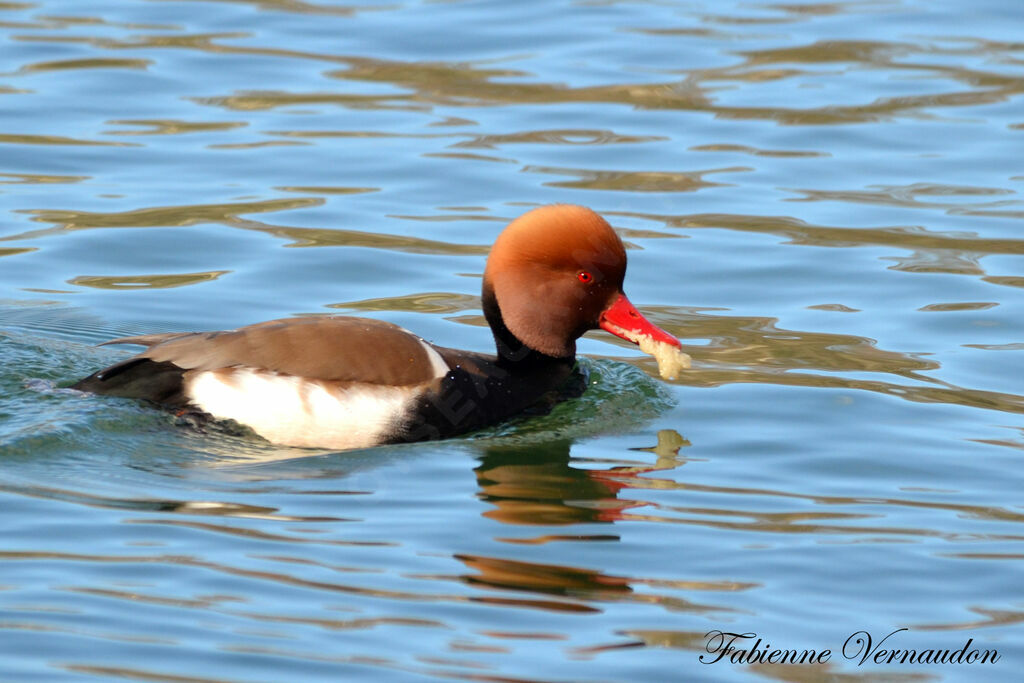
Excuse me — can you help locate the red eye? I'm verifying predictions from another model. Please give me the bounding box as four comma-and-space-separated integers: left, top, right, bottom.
577, 271, 593, 284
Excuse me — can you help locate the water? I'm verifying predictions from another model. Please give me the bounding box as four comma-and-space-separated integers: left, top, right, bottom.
2, 0, 1023, 680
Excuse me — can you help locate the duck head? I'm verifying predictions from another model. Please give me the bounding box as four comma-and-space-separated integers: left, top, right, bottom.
482, 204, 681, 360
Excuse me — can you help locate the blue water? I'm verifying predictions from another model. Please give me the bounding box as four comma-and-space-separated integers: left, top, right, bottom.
2, 0, 1024, 680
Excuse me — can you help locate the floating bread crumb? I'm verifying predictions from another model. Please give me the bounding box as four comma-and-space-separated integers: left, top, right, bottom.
618, 329, 691, 380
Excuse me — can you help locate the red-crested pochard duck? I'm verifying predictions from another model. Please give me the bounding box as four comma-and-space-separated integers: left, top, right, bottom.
73, 204, 687, 450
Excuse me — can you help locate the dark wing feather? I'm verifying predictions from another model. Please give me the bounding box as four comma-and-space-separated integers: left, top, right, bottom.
71, 358, 190, 405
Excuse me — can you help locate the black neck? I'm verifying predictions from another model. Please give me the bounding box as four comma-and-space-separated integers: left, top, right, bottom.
482, 284, 568, 370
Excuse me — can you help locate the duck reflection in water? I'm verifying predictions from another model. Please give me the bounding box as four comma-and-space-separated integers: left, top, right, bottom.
453, 430, 746, 616
473, 429, 690, 527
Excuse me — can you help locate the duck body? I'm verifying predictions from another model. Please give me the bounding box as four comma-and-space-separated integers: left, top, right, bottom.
73, 205, 682, 450
73, 316, 580, 449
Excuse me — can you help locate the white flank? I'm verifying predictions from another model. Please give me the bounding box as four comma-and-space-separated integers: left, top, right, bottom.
186, 369, 415, 450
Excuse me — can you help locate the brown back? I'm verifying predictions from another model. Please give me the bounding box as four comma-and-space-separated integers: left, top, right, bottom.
112, 316, 445, 386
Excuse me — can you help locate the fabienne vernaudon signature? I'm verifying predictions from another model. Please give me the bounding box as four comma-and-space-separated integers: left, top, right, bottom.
701, 629, 1001, 666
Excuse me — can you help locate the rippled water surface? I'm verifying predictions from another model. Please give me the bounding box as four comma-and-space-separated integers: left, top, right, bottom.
2, 0, 1024, 680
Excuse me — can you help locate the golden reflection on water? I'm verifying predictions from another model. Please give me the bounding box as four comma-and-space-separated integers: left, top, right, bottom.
643, 307, 939, 375
690, 143, 829, 158
31, 35, 1003, 126
452, 129, 668, 149
15, 57, 152, 73
154, 0, 382, 17
274, 185, 377, 195
68, 271, 230, 290
523, 165, 751, 192
0, 173, 90, 184
4, 8, 1021, 131
4, 201, 503, 255
328, 292, 481, 314
252, 224, 488, 253
612, 211, 1024, 257
103, 119, 247, 135
0, 481, 344, 521
2, 10, 179, 31
0, 246, 37, 257
11, 198, 323, 234
0, 132, 138, 147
